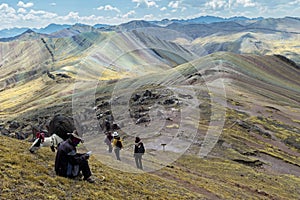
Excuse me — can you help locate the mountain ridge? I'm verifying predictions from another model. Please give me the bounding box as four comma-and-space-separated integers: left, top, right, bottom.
0, 15, 267, 39
2, 16, 300, 40
150, 15, 264, 26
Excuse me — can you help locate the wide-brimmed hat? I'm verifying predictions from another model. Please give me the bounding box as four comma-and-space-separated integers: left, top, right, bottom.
69, 130, 84, 142
135, 137, 141, 143
112, 132, 119, 137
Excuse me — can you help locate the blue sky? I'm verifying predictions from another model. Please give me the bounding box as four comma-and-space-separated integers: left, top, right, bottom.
0, 0, 300, 29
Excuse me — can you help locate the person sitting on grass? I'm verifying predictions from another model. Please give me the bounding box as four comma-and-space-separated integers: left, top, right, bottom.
55, 130, 95, 183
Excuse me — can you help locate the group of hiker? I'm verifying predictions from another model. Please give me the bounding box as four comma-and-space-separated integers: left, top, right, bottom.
104, 131, 145, 170
54, 129, 145, 184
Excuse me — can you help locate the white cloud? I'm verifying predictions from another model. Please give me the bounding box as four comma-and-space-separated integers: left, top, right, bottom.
144, 14, 154, 19
17, 8, 27, 13
132, 0, 158, 8
0, 3, 7, 10
235, 0, 257, 7
205, 0, 227, 10
0, 3, 125, 29
55, 11, 80, 24
76, 15, 105, 25
147, 1, 158, 7
29, 9, 47, 15
0, 3, 16, 14
0, 4, 17, 28
289, 0, 300, 5
97, 6, 104, 10
168, 1, 180, 9
42, 12, 57, 19
123, 10, 135, 18
160, 7, 167, 11
105, 5, 120, 12
65, 11, 79, 19
97, 5, 120, 12
50, 3, 56, 6
21, 13, 34, 20
17, 1, 34, 8
27, 10, 57, 19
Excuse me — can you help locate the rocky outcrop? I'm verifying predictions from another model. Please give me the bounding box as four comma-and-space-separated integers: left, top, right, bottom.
41, 38, 55, 62
236, 120, 271, 138
0, 120, 31, 140
232, 159, 264, 167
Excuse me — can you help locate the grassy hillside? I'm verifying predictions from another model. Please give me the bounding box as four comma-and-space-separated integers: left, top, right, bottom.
1, 123, 300, 200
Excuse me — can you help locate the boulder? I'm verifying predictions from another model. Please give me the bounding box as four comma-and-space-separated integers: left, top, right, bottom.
48, 114, 76, 140
9, 120, 20, 130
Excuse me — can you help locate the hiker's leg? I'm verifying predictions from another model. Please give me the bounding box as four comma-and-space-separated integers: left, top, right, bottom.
139, 156, 143, 170
135, 156, 139, 168
108, 144, 112, 153
135, 155, 142, 169
79, 159, 92, 179
116, 149, 120, 160
137, 155, 143, 169
115, 148, 121, 160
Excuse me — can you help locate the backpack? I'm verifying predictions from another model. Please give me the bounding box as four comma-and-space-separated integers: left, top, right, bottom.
116, 140, 123, 149
138, 144, 145, 154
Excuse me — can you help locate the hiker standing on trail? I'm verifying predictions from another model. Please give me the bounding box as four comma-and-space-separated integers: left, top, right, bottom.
104, 131, 113, 153
55, 130, 95, 183
104, 119, 111, 132
134, 137, 145, 170
112, 132, 123, 161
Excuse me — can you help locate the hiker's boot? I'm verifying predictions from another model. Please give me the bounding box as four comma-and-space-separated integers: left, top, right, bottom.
84, 177, 95, 183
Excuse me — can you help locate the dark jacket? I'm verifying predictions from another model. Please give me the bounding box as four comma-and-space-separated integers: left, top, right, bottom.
134, 141, 145, 155
55, 138, 86, 177
104, 134, 113, 145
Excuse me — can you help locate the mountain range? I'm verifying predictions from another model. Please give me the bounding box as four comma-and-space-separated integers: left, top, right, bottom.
1, 16, 299, 65
0, 15, 264, 39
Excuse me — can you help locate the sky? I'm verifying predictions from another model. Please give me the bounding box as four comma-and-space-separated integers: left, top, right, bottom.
0, 0, 300, 29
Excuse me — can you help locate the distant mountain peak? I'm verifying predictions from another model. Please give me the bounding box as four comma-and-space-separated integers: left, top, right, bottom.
73, 23, 88, 27
34, 24, 71, 34
0, 28, 45, 42
23, 29, 35, 34
116, 20, 159, 31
